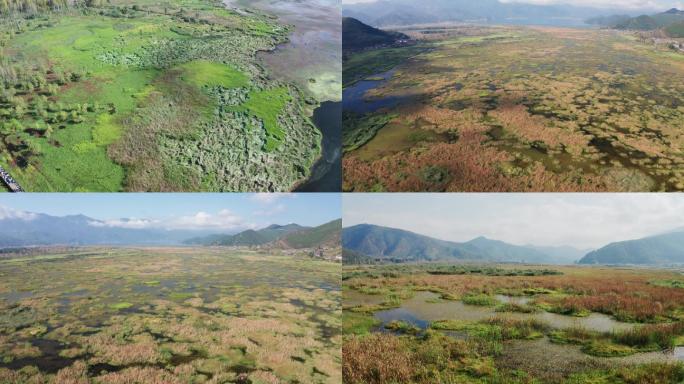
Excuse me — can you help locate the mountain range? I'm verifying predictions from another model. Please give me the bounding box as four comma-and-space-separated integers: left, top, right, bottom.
343, 224, 684, 266
579, 231, 684, 265
342, 224, 584, 264
0, 213, 196, 246
588, 8, 684, 37
0, 211, 341, 249
343, 17, 409, 51
185, 219, 341, 248
342, 0, 643, 28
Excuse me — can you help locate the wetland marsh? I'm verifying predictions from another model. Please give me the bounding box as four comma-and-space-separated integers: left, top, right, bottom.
342, 264, 684, 383
0, 247, 341, 383
342, 25, 684, 192
0, 0, 329, 192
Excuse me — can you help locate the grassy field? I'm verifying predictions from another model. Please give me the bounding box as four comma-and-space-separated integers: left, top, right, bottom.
342, 264, 684, 383
342, 25, 684, 192
0, 247, 341, 383
0, 0, 321, 192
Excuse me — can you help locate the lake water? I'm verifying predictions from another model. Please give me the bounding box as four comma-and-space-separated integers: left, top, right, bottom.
226, 0, 341, 102
342, 69, 412, 115
295, 101, 342, 191
366, 291, 636, 333
346, 289, 684, 366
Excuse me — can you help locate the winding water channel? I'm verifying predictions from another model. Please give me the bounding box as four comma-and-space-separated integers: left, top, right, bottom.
346, 290, 684, 363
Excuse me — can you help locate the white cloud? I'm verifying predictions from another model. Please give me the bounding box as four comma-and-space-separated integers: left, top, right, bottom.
0, 205, 37, 221
249, 193, 296, 205
89, 218, 156, 229
254, 204, 287, 217
90, 209, 249, 231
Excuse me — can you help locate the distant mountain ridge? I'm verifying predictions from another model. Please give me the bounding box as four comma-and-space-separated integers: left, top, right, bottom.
186, 219, 341, 249
342, 224, 584, 264
344, 223, 684, 266
0, 210, 340, 249
579, 231, 684, 265
343, 17, 409, 51
0, 213, 201, 246
590, 8, 684, 37
342, 0, 641, 28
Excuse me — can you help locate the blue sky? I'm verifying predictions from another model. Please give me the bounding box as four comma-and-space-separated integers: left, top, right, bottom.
0, 193, 340, 231
344, 193, 684, 249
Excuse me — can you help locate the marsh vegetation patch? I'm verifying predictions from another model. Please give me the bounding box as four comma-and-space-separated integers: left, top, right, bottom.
0, 247, 341, 383
343, 25, 684, 192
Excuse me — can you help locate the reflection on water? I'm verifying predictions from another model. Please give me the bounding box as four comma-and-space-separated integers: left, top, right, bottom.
344, 289, 386, 307
350, 291, 636, 333
376, 308, 430, 330
345, 289, 684, 367
343, 70, 411, 114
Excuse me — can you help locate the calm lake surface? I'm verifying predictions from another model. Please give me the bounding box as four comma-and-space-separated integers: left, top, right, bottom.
295, 101, 342, 192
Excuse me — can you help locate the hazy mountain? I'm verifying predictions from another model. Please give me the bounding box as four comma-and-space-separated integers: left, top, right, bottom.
343, 17, 409, 51
586, 14, 631, 27
665, 20, 684, 37
461, 237, 555, 264
579, 231, 684, 265
342, 0, 638, 27
0, 213, 201, 246
185, 220, 342, 249
616, 15, 660, 30
342, 224, 578, 264
597, 8, 684, 36
526, 245, 590, 264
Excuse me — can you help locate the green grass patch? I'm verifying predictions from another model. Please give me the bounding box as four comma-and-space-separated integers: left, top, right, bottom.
110, 302, 133, 310
582, 341, 637, 357
384, 320, 421, 334
168, 292, 194, 301
431, 317, 547, 341
233, 87, 291, 151
462, 293, 498, 306
92, 113, 122, 146
177, 60, 249, 89
495, 303, 538, 313
343, 113, 396, 152
343, 45, 428, 87
651, 279, 684, 289
343, 311, 379, 336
